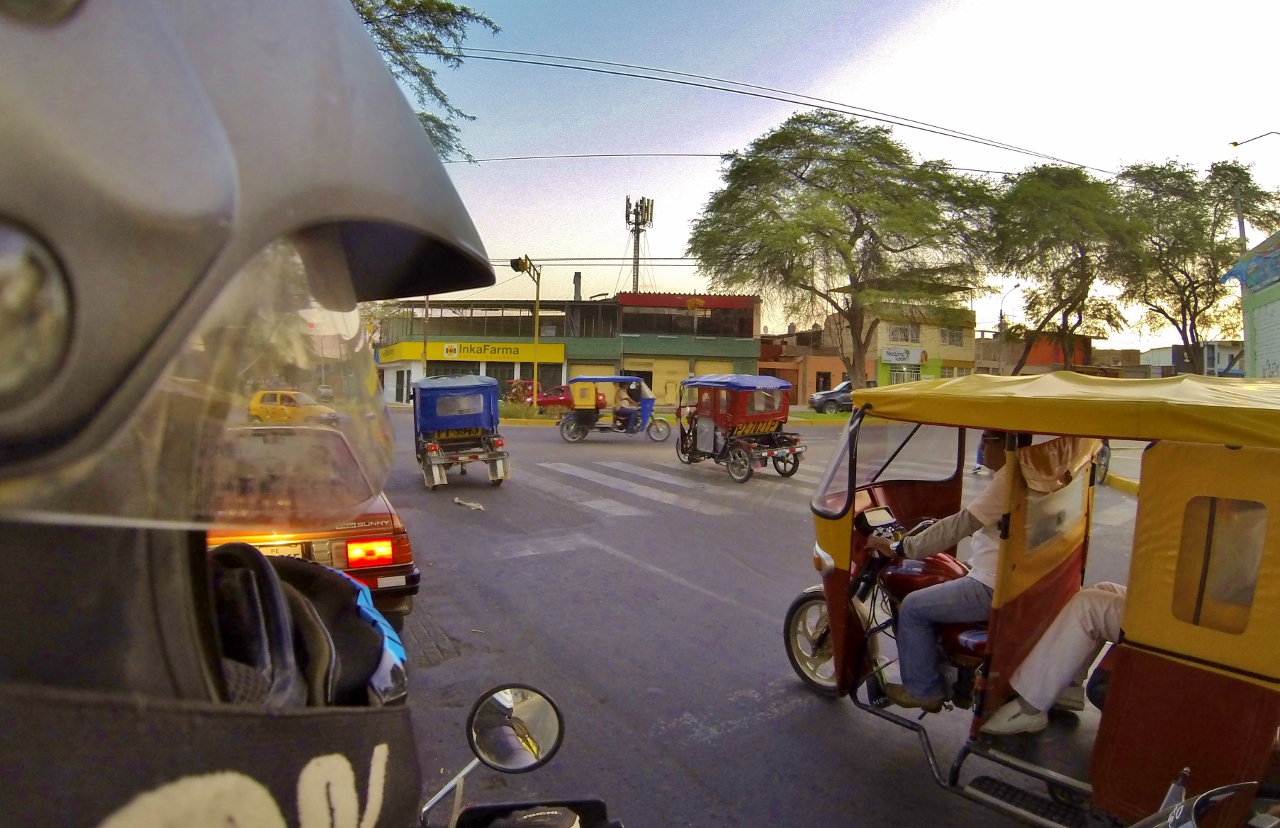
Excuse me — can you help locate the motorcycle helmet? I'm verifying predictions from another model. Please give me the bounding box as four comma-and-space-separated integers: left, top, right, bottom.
0, 0, 493, 825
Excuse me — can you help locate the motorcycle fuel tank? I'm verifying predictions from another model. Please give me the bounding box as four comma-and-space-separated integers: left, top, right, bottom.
877, 554, 967, 602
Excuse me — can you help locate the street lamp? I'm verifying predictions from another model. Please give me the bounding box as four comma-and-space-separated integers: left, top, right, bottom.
1229, 132, 1280, 148
998, 283, 1021, 376
510, 256, 542, 402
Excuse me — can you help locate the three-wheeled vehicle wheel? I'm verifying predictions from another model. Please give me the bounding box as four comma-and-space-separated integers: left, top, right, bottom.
726, 446, 753, 483
784, 590, 839, 697
421, 464, 438, 491
559, 417, 587, 443
646, 418, 671, 442
676, 434, 695, 464
772, 453, 800, 477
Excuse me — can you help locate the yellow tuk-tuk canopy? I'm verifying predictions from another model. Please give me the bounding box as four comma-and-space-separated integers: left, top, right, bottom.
853, 372, 1280, 449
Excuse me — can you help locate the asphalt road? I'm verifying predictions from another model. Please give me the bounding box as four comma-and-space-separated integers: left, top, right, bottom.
387, 412, 1137, 827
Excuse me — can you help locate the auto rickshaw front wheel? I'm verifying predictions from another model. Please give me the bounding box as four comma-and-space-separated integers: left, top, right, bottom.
773, 453, 800, 477
676, 434, 695, 464
726, 446, 753, 483
646, 418, 671, 442
784, 591, 839, 697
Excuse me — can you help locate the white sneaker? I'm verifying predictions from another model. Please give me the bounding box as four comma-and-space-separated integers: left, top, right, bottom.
981, 699, 1049, 735
1053, 683, 1086, 712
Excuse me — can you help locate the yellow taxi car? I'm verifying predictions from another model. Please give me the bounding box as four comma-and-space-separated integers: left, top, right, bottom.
248, 389, 340, 426
208, 493, 419, 629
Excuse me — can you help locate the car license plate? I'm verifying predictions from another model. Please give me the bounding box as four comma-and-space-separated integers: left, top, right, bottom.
377, 575, 406, 588
260, 543, 304, 558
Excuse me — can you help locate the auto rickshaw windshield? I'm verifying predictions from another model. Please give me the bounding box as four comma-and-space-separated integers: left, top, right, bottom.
812, 411, 964, 518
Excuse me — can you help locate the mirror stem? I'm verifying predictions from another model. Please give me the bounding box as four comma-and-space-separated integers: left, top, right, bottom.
421, 758, 480, 824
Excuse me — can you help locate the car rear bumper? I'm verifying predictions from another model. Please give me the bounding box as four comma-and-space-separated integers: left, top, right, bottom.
346, 563, 420, 600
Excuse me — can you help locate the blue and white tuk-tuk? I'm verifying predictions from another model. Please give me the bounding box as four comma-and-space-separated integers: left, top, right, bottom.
412, 375, 509, 489
558, 375, 671, 443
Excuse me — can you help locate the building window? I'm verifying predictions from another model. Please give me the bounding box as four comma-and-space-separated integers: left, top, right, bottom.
956, 367, 972, 377
888, 364, 921, 384
941, 328, 964, 347
888, 323, 920, 343
816, 372, 832, 392
1173, 497, 1266, 635
940, 366, 955, 379
976, 367, 993, 375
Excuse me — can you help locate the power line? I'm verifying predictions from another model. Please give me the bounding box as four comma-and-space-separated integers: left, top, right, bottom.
458, 47, 1084, 168
426, 48, 1113, 174
452, 152, 1015, 176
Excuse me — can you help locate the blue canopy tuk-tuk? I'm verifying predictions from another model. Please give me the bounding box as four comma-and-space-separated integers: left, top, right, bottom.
412, 375, 509, 490
558, 376, 672, 443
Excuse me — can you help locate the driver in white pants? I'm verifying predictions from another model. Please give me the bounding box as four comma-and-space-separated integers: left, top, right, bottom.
982, 582, 1127, 735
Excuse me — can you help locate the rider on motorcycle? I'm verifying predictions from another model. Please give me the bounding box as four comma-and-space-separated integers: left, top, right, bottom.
865, 430, 1043, 712
0, 2, 492, 824
614, 383, 639, 433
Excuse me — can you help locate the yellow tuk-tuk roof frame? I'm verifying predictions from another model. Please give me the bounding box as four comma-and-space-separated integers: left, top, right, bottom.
853, 372, 1280, 450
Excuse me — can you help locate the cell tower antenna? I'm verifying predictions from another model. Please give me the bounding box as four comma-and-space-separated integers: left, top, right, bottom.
625, 196, 654, 293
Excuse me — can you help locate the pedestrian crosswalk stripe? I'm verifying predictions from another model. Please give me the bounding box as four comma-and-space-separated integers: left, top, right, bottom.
595, 461, 704, 489
647, 460, 813, 514
540, 463, 734, 516
514, 470, 650, 516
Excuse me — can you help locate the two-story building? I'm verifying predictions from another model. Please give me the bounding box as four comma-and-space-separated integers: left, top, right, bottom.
837, 308, 977, 385
372, 293, 761, 406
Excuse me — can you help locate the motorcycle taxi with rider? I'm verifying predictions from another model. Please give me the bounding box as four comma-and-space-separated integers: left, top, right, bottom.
785, 372, 1280, 828
557, 375, 672, 443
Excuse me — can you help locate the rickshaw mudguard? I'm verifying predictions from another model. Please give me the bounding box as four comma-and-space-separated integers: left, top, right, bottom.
823, 569, 857, 697
1090, 645, 1280, 826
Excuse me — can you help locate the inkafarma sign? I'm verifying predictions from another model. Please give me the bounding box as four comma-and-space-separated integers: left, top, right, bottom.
377, 341, 565, 364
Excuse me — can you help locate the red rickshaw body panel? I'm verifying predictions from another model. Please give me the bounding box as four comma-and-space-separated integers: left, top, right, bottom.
1091, 645, 1280, 827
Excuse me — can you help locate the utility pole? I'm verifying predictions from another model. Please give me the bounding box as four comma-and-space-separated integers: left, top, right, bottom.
625, 196, 654, 293
510, 256, 542, 402
998, 283, 1020, 376
421, 294, 430, 379
1233, 182, 1249, 377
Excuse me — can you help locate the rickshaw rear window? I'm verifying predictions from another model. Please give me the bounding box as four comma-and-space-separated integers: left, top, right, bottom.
436, 393, 485, 417
746, 389, 783, 414
1173, 496, 1266, 635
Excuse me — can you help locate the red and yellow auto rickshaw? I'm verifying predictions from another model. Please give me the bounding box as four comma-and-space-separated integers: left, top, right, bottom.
785, 372, 1280, 827
675, 374, 806, 483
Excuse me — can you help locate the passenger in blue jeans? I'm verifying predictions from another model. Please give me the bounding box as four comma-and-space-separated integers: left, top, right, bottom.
866, 430, 1032, 712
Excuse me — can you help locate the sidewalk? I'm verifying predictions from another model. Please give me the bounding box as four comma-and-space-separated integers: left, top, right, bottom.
1103, 440, 1145, 495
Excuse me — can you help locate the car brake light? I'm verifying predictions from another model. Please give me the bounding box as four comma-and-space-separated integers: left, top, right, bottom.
347, 538, 394, 568
493, 437, 504, 448
427, 442, 439, 453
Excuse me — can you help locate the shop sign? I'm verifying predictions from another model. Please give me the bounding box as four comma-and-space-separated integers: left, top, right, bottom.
378, 341, 565, 364
881, 348, 927, 364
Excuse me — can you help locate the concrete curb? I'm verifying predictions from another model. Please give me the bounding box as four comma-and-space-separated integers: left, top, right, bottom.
1103, 472, 1140, 496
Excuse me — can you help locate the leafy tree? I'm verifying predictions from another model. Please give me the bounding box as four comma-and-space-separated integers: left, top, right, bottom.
1113, 161, 1280, 375
687, 112, 991, 387
352, 0, 498, 160
991, 166, 1131, 374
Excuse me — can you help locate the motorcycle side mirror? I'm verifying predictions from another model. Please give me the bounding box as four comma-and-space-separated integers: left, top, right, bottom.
466, 684, 565, 774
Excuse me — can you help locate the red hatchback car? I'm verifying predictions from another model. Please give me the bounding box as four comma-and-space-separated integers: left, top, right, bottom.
513, 382, 606, 411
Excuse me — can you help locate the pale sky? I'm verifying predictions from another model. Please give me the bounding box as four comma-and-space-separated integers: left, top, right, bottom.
429, 0, 1280, 351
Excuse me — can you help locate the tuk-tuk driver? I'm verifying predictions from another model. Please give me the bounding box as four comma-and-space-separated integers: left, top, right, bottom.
867, 430, 1045, 713
614, 383, 639, 433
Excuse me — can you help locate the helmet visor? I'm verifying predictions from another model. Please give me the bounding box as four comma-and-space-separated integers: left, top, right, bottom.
0, 229, 395, 530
